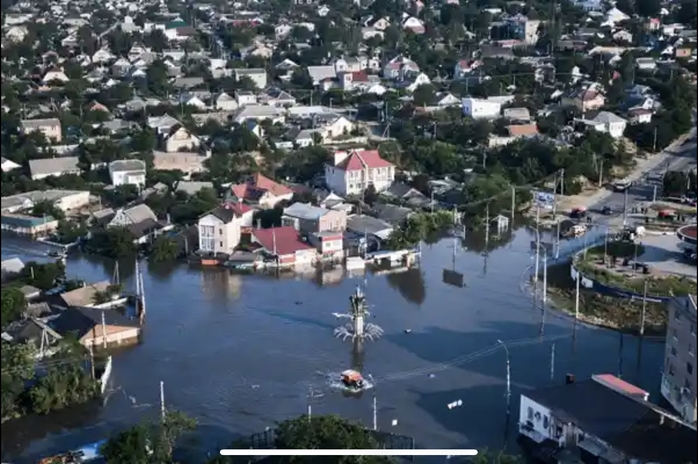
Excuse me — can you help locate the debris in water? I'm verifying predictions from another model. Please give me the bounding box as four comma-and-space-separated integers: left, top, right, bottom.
404, 329, 412, 334
251, 385, 259, 389
428, 374, 436, 379
391, 419, 398, 426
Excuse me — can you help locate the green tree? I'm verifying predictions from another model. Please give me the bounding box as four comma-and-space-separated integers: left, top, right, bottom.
150, 235, 179, 262
101, 411, 197, 463
56, 219, 87, 244
468, 449, 521, 464
20, 261, 66, 290
31, 200, 65, 220
274, 414, 393, 463
1, 287, 26, 329
88, 227, 137, 258
1, 341, 35, 420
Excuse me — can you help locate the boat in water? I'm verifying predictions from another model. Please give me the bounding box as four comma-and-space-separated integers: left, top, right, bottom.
341, 369, 365, 389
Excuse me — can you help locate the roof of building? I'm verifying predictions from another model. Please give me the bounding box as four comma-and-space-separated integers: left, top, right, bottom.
283, 202, 330, 221
109, 159, 146, 172
252, 226, 314, 256
2, 213, 56, 227
333, 149, 394, 171
50, 306, 138, 339
28, 157, 80, 177
346, 214, 393, 237
593, 111, 626, 124
120, 204, 158, 225
58, 281, 111, 307
231, 173, 293, 200
1, 257, 25, 277
524, 379, 697, 463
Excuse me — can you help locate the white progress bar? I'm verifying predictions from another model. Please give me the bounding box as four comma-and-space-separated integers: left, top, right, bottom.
220, 450, 478, 456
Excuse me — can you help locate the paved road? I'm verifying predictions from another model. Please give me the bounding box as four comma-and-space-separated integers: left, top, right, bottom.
590, 128, 697, 223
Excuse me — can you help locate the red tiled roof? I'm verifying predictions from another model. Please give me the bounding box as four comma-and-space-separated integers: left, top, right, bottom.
351, 71, 369, 82
507, 124, 539, 137
593, 374, 649, 398
334, 149, 394, 171
252, 226, 314, 256
230, 173, 293, 200
221, 201, 254, 216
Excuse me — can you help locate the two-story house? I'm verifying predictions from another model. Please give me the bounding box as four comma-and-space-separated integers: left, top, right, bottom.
109, 160, 146, 187
282, 203, 347, 235
20, 118, 62, 143
662, 295, 697, 425
229, 173, 294, 209
324, 149, 395, 196
198, 203, 254, 256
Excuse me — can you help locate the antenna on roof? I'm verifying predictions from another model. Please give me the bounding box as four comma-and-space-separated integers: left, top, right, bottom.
272, 229, 277, 255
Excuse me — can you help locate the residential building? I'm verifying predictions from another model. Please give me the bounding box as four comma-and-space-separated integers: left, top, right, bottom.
346, 215, 394, 242
234, 68, 268, 89
453, 59, 482, 80
50, 306, 140, 348
230, 173, 294, 209
662, 295, 697, 424
28, 157, 81, 180
1, 213, 58, 237
583, 111, 627, 138
107, 204, 162, 244
152, 151, 207, 174
282, 202, 347, 235
197, 203, 253, 256
309, 231, 345, 260
251, 226, 317, 266
163, 125, 200, 153
519, 374, 697, 463
58, 281, 114, 308
636, 57, 657, 71
627, 108, 653, 124
20, 118, 62, 142
461, 98, 502, 119
109, 159, 146, 187
1, 190, 90, 214
324, 149, 395, 196
561, 88, 606, 112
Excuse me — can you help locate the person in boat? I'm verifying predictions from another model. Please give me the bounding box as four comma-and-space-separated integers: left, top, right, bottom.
341, 370, 365, 389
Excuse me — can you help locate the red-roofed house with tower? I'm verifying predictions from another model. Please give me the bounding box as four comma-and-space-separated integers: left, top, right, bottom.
229, 173, 294, 209
324, 149, 395, 196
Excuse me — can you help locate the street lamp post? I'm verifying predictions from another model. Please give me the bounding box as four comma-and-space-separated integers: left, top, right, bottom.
497, 339, 511, 416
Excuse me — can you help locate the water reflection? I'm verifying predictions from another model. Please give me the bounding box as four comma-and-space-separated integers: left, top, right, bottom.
200, 269, 242, 301
314, 266, 345, 287
147, 259, 180, 282
385, 268, 426, 306
1, 399, 102, 458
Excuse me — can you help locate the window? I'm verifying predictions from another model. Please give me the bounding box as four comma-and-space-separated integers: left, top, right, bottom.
690, 345, 695, 357
691, 323, 696, 337
669, 363, 675, 376
219, 241, 223, 248
527, 406, 533, 420
675, 310, 681, 321
543, 416, 549, 429
671, 346, 677, 357
685, 378, 692, 392
219, 228, 223, 235
688, 363, 693, 375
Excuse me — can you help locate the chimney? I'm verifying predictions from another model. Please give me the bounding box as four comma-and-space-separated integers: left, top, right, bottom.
565, 374, 575, 385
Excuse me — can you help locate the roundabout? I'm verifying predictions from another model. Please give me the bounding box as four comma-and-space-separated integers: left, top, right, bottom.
677, 224, 697, 252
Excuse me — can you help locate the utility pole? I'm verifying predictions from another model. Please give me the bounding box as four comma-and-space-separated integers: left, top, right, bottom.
368, 374, 377, 431
555, 220, 561, 259
307, 386, 313, 421
598, 159, 604, 188
640, 280, 648, 336
653, 184, 657, 203
485, 202, 490, 252
160, 381, 166, 422
89, 344, 95, 380
533, 215, 541, 285
560, 169, 565, 198
510, 186, 516, 224
552, 171, 557, 216
498, 340, 511, 416
542, 253, 548, 307
652, 126, 658, 153
574, 270, 581, 320
101, 311, 107, 349
549, 343, 555, 381
623, 188, 628, 226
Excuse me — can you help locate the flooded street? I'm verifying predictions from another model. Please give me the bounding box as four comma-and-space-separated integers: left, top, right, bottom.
1, 225, 664, 462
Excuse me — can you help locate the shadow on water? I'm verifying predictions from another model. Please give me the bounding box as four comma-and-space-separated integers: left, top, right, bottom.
1, 399, 103, 460
385, 268, 426, 306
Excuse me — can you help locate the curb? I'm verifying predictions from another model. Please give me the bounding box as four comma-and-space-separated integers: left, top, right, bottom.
644, 230, 677, 236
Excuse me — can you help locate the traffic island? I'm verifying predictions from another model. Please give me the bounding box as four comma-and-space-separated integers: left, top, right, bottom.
545, 240, 696, 334
545, 261, 667, 335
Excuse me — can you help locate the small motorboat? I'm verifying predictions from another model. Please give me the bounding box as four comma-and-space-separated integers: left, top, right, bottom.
341, 369, 365, 389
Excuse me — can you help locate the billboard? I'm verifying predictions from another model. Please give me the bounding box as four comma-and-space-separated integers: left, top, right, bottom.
442, 269, 465, 288
532, 190, 555, 210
